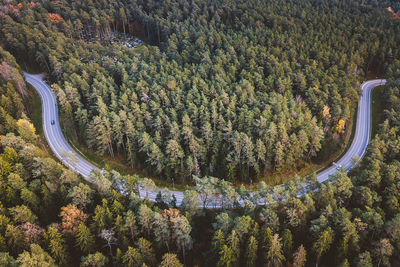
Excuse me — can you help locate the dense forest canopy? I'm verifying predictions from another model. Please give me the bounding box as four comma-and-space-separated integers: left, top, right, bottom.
0, 46, 190, 266
2, 0, 400, 266
1, 42, 400, 266
1, 0, 400, 183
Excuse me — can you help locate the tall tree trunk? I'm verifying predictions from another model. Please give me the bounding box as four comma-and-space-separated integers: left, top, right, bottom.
108, 243, 113, 256
157, 23, 161, 44
129, 226, 134, 242
182, 245, 186, 266
146, 21, 150, 41
122, 19, 126, 36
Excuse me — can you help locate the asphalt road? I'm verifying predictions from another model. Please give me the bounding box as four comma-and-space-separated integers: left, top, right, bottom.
25, 73, 386, 205
25, 73, 99, 180
316, 79, 386, 182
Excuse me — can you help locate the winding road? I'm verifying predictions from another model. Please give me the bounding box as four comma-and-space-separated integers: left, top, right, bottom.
25, 73, 100, 180
25, 73, 386, 205
317, 79, 386, 182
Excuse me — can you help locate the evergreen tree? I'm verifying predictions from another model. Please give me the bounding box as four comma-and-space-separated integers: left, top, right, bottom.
75, 223, 95, 254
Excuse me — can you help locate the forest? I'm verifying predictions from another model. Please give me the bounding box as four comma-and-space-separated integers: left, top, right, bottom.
2, 0, 400, 183
1, 0, 400, 266
1, 40, 400, 266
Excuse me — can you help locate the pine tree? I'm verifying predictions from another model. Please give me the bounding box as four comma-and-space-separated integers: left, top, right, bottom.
16, 244, 56, 267
267, 234, 285, 267
124, 210, 137, 243
81, 252, 108, 267
75, 223, 95, 253
43, 227, 69, 266
160, 253, 183, 267
282, 229, 293, 259
137, 238, 156, 266
218, 245, 233, 267
292, 245, 306, 267
171, 215, 192, 264
138, 204, 153, 237
313, 228, 333, 265
152, 212, 171, 251
122, 246, 143, 267
245, 235, 258, 267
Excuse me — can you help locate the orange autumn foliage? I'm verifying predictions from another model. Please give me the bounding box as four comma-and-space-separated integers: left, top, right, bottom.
9, 3, 22, 12
59, 204, 88, 234
162, 208, 181, 220
48, 13, 63, 23
387, 7, 400, 20
162, 208, 182, 226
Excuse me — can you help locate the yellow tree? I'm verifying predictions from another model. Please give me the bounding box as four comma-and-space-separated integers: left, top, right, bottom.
336, 119, 346, 134
16, 119, 37, 143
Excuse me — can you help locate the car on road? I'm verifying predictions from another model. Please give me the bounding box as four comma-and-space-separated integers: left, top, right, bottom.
51, 120, 55, 125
